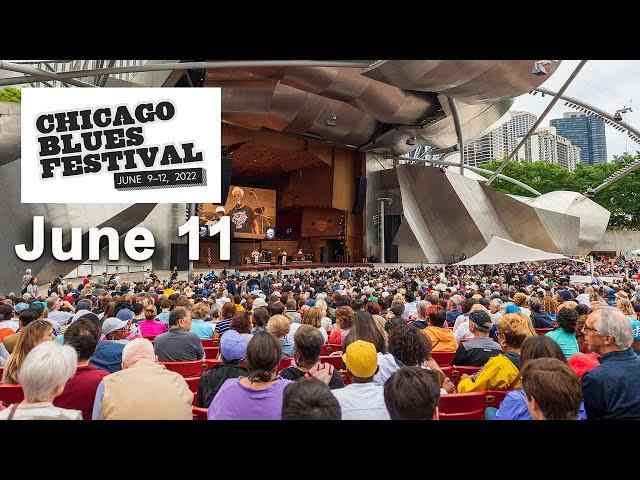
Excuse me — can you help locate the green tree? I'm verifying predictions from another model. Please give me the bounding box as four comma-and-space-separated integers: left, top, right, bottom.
479, 153, 640, 229
0, 87, 21, 103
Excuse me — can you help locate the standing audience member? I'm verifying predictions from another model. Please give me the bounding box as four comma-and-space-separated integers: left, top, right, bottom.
55, 318, 109, 419
0, 342, 82, 420
581, 306, 640, 419
208, 332, 293, 420
92, 338, 193, 420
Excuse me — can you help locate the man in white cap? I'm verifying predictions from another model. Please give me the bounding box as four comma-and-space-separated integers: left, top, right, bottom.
90, 317, 129, 373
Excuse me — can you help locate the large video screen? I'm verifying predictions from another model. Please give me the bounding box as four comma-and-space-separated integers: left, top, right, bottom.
198, 185, 276, 239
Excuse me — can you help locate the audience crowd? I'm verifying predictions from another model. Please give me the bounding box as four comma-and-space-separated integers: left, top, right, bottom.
0, 256, 639, 420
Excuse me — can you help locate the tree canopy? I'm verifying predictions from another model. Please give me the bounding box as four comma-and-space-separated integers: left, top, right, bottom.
479, 153, 640, 229
0, 87, 21, 103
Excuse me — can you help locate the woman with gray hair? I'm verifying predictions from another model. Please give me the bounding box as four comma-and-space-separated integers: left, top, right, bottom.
0, 342, 81, 420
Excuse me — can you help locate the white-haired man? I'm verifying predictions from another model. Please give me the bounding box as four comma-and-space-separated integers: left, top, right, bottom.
91, 338, 193, 420
228, 186, 259, 234
581, 306, 640, 419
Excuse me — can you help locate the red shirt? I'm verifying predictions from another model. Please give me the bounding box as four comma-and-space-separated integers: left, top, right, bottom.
54, 364, 109, 420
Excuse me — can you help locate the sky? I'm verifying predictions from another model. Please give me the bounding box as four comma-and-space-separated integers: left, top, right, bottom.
511, 60, 640, 161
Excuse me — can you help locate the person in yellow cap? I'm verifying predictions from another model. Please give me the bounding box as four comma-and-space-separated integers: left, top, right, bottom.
331, 340, 390, 420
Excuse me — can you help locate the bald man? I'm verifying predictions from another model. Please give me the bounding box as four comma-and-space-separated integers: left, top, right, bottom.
92, 338, 193, 420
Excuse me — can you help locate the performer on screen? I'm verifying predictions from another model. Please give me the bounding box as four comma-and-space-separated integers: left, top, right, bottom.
229, 187, 260, 234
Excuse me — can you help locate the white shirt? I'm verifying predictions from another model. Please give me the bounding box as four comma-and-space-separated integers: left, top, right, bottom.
286, 324, 327, 344
332, 383, 390, 420
402, 302, 418, 321
47, 310, 74, 327
373, 352, 400, 386
489, 311, 502, 325
0, 319, 19, 332
575, 294, 591, 308
454, 320, 474, 342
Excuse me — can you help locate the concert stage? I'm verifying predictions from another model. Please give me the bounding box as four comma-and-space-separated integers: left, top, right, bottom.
196, 262, 373, 272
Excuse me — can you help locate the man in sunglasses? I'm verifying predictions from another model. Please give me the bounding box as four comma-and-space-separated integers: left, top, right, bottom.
581, 306, 640, 419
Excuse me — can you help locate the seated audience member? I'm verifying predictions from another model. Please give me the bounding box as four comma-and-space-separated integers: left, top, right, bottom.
545, 306, 580, 359
155, 299, 173, 325
280, 325, 344, 389
383, 367, 441, 420
285, 299, 302, 324
208, 332, 293, 420
288, 307, 328, 344
252, 306, 270, 334
230, 311, 253, 342
493, 335, 587, 420
345, 311, 398, 386
457, 313, 533, 393
55, 319, 109, 419
387, 324, 454, 393
451, 310, 502, 367
452, 298, 479, 339
529, 298, 554, 328
90, 317, 129, 373
422, 305, 458, 352
581, 306, 640, 420
328, 306, 355, 346
2, 310, 38, 354
0, 342, 82, 420
153, 307, 204, 362
281, 379, 342, 420
410, 300, 430, 330
445, 296, 462, 326
332, 340, 390, 420
0, 303, 19, 333
189, 302, 214, 339
92, 338, 193, 420
45, 297, 74, 327
2, 320, 55, 384
522, 357, 582, 420
137, 304, 168, 337
267, 314, 294, 358
197, 329, 249, 408
386, 300, 405, 325
214, 302, 237, 338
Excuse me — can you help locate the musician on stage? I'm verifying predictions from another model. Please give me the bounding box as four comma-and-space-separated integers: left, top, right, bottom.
282, 250, 288, 265
229, 187, 260, 234
251, 248, 260, 264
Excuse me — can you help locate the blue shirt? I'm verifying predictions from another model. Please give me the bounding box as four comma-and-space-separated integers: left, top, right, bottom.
156, 311, 171, 325
281, 338, 294, 358
582, 348, 640, 420
545, 328, 579, 360
494, 388, 586, 420
190, 319, 214, 339
92, 379, 106, 420
91, 340, 126, 373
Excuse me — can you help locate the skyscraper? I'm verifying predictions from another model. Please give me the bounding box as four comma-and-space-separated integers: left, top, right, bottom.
550, 112, 607, 165
517, 126, 580, 171
463, 111, 537, 166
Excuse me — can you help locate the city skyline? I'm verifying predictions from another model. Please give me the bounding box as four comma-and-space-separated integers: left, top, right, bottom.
512, 60, 638, 161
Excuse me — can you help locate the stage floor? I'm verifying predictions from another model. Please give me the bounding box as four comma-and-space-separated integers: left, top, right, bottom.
195, 262, 372, 272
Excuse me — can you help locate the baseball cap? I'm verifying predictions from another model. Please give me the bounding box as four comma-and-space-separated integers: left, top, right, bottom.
101, 317, 129, 336
342, 340, 378, 378
469, 310, 492, 329
116, 308, 135, 321
14, 302, 29, 313
252, 297, 268, 310
220, 329, 249, 361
